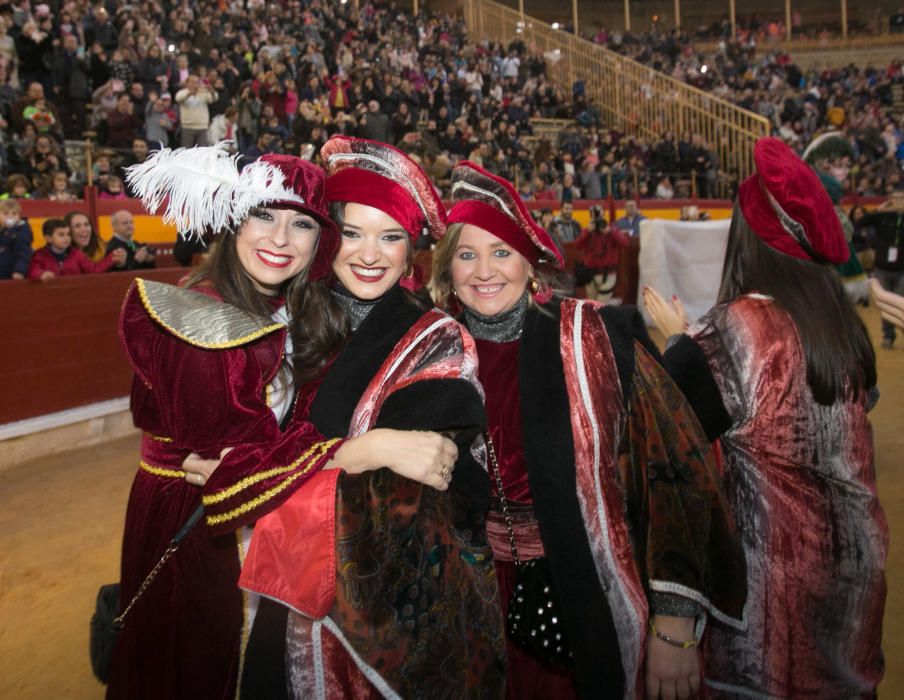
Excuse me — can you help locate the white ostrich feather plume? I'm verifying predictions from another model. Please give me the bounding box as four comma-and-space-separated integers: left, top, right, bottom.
124, 142, 305, 239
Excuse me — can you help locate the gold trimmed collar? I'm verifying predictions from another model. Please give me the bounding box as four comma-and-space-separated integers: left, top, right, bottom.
134, 278, 285, 350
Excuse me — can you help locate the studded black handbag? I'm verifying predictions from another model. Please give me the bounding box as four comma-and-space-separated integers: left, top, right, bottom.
485, 434, 573, 669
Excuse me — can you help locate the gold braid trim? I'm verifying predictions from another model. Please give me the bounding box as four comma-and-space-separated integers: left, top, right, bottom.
205, 440, 337, 526
236, 532, 250, 694
202, 438, 341, 505
139, 460, 186, 478
135, 278, 284, 350
144, 432, 174, 443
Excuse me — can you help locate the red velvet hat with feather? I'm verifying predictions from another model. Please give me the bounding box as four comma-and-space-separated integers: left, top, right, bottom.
125, 143, 338, 280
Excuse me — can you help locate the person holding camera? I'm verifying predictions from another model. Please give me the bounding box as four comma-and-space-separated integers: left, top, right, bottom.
574, 205, 630, 301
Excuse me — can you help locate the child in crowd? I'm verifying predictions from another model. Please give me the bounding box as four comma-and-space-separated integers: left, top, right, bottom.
92, 150, 116, 187
0, 199, 33, 279
23, 97, 57, 134
27, 218, 125, 280
44, 171, 78, 201
98, 175, 128, 199
2, 174, 32, 199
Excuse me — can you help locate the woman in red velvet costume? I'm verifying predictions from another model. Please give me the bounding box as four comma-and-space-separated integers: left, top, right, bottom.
430, 161, 747, 700
203, 136, 505, 698
644, 138, 887, 699
108, 145, 458, 699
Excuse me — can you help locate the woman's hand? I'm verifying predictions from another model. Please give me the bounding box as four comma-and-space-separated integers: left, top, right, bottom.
871, 278, 904, 330
643, 286, 689, 338
330, 429, 458, 492
183, 447, 233, 487
645, 615, 700, 700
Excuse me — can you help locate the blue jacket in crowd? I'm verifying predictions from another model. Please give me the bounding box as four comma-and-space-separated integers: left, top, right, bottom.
0, 220, 34, 279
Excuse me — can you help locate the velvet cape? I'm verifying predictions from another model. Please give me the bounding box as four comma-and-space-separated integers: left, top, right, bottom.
236, 284, 505, 698
481, 297, 747, 699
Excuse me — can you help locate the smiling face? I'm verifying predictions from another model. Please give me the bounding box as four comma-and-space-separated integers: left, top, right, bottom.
451, 224, 532, 317
332, 202, 410, 300
234, 207, 321, 296
69, 214, 92, 248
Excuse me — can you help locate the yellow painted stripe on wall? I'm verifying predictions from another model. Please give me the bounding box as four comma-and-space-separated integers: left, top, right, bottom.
29, 215, 179, 249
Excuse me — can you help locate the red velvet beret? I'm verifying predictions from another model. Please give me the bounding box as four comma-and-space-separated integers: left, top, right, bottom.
321, 136, 446, 241
259, 154, 339, 281
446, 161, 564, 271
738, 137, 849, 265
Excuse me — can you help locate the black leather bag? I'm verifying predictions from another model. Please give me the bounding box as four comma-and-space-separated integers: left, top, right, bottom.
90, 584, 123, 683
485, 435, 573, 669
89, 505, 204, 684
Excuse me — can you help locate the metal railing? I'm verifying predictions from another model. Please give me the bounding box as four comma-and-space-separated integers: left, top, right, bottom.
696, 33, 904, 54
462, 0, 770, 196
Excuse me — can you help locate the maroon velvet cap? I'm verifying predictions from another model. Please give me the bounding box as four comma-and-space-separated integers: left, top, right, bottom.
446, 161, 564, 271
738, 137, 849, 265
321, 136, 446, 241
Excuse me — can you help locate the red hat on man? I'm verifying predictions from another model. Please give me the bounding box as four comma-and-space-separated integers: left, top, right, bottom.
320, 136, 446, 241
446, 161, 564, 271
737, 137, 849, 265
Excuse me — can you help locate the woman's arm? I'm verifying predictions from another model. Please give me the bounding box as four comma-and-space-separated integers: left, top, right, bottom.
192, 424, 458, 534
871, 277, 904, 329
620, 346, 746, 700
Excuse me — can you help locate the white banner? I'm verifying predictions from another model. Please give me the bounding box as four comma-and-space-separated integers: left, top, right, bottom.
637, 218, 731, 326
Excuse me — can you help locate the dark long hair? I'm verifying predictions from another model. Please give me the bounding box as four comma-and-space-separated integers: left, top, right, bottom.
718, 205, 876, 405
65, 211, 103, 258
187, 223, 346, 387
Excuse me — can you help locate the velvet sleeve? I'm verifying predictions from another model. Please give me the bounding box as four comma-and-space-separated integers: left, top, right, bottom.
371, 377, 490, 512
619, 343, 747, 625
201, 426, 345, 536
661, 333, 733, 441
201, 367, 487, 535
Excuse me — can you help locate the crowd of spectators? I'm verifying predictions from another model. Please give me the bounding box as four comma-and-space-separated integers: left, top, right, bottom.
591, 25, 904, 197
0, 0, 901, 233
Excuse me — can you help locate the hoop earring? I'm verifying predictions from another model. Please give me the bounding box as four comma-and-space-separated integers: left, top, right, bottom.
529, 277, 540, 295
